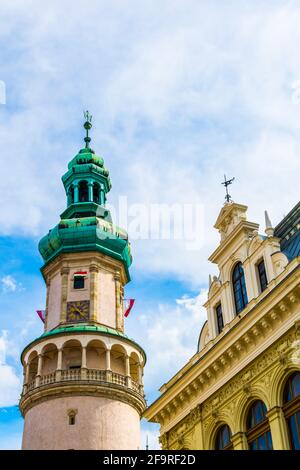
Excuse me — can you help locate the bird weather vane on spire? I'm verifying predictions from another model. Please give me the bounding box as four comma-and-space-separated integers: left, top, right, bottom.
83, 110, 93, 149
221, 174, 235, 203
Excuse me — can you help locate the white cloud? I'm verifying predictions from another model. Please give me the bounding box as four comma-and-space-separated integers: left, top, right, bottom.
0, 331, 22, 407
133, 289, 208, 399
0, 2, 300, 285
1, 275, 17, 293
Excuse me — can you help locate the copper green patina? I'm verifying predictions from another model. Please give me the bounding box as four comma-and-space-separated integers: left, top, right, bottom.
38, 114, 132, 280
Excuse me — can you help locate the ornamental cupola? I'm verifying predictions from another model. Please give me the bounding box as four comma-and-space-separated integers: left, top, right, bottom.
61, 111, 112, 218
38, 112, 132, 280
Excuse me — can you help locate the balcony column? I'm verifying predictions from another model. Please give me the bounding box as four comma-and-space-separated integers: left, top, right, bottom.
74, 183, 79, 203
23, 363, 29, 394
125, 355, 131, 388
35, 354, 43, 387
100, 184, 105, 205
81, 346, 87, 380
88, 182, 93, 202
106, 349, 112, 382
138, 364, 144, 395
56, 348, 63, 382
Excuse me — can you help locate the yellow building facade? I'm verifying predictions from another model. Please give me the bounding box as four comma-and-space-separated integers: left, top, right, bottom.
144, 200, 300, 450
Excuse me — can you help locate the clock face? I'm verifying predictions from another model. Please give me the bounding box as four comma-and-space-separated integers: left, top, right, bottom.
66, 300, 90, 323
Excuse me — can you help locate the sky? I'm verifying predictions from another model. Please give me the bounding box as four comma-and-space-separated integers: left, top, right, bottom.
1, 0, 300, 450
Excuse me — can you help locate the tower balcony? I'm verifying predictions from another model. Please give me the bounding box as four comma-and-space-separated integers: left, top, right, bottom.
23, 366, 142, 397
20, 330, 146, 416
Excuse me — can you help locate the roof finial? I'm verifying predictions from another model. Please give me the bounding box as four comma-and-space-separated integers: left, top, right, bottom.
221, 174, 235, 203
83, 110, 93, 150
146, 435, 149, 450
264, 210, 274, 237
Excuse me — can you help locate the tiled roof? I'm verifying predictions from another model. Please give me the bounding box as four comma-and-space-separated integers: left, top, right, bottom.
274, 201, 300, 261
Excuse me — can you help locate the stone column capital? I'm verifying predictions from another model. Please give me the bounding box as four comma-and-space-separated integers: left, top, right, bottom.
90, 263, 99, 273
60, 267, 70, 276
231, 431, 248, 450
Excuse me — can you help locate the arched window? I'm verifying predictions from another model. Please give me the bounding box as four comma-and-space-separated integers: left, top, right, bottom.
93, 183, 100, 204
283, 372, 300, 449
78, 181, 88, 202
68, 185, 74, 204
214, 424, 233, 450
232, 262, 248, 314
246, 400, 273, 450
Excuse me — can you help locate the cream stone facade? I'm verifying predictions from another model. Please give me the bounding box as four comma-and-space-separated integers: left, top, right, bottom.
144, 201, 300, 450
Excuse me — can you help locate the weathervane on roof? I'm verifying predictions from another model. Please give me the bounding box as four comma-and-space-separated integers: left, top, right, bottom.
83, 110, 93, 149
221, 174, 235, 203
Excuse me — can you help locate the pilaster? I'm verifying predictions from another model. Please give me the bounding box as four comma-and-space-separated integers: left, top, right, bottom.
267, 406, 290, 450
60, 266, 69, 323
90, 263, 99, 322
231, 431, 248, 450
115, 271, 123, 332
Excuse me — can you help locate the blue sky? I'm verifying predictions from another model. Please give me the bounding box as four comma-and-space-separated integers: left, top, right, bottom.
1, 0, 300, 450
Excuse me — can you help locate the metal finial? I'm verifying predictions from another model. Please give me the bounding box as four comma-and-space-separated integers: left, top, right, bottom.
221, 174, 235, 203
83, 110, 93, 149
146, 435, 149, 451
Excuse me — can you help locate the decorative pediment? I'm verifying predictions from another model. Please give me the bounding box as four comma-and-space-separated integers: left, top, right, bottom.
214, 203, 248, 241
208, 277, 222, 298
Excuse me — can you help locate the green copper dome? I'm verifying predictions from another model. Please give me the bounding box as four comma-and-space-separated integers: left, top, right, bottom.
38, 113, 132, 279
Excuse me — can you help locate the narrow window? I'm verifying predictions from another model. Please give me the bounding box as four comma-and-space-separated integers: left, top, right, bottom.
257, 259, 268, 293
215, 303, 224, 334
78, 180, 89, 202
68, 185, 74, 204
74, 276, 84, 289
93, 183, 100, 204
232, 262, 248, 314
69, 415, 75, 425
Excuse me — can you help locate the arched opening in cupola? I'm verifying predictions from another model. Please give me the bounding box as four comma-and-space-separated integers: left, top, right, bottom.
68, 184, 74, 204
93, 183, 100, 204
78, 180, 89, 202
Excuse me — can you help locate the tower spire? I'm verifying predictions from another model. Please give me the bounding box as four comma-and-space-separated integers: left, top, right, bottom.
264, 210, 274, 237
83, 110, 93, 151
221, 174, 235, 203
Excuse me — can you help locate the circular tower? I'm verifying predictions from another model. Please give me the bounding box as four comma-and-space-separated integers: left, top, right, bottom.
19, 114, 146, 450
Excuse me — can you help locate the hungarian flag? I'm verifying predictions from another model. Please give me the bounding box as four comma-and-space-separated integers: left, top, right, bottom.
124, 299, 135, 318
37, 310, 46, 323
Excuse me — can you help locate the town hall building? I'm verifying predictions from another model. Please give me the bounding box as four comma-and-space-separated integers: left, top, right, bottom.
145, 198, 300, 450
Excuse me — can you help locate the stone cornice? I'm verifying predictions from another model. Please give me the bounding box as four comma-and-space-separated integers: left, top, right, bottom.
41, 251, 128, 286
20, 381, 146, 416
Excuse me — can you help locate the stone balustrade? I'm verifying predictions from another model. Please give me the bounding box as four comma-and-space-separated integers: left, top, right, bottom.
23, 368, 143, 397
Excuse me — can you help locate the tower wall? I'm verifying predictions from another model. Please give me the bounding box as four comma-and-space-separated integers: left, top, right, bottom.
44, 254, 124, 333
22, 396, 140, 450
